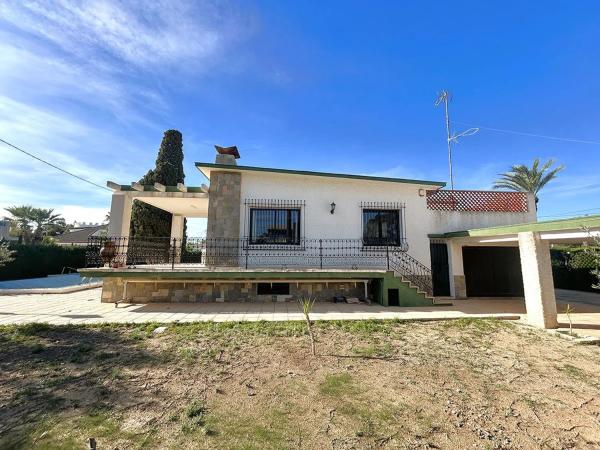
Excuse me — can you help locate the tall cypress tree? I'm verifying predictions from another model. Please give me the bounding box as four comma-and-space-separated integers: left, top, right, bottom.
130, 130, 185, 237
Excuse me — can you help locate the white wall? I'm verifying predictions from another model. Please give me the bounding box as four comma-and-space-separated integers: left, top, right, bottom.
238, 172, 536, 268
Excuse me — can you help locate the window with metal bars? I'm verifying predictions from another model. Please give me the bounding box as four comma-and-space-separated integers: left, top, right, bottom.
362, 209, 401, 246
249, 208, 301, 245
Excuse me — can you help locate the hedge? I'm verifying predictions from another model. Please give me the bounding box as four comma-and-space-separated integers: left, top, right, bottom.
551, 247, 598, 293
0, 244, 87, 281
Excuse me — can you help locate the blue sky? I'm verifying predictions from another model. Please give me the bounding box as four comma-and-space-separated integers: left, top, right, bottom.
1, 1, 599, 235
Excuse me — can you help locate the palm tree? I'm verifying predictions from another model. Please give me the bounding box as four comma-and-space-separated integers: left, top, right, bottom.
493, 158, 564, 206
4, 206, 66, 243
5, 205, 35, 244
29, 208, 66, 241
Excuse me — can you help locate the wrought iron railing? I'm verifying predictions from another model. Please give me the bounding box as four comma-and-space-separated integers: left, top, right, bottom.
86, 236, 432, 296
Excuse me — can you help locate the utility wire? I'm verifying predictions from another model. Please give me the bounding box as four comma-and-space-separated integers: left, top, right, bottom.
453, 121, 600, 146
537, 207, 600, 219
0, 137, 111, 192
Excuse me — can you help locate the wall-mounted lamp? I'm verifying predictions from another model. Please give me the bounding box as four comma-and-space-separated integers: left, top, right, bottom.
330, 202, 336, 214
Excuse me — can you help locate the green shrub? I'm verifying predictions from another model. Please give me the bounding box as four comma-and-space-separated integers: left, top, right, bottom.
0, 243, 87, 281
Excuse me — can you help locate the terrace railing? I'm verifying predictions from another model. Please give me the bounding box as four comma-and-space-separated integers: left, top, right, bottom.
87, 236, 433, 296
426, 189, 529, 213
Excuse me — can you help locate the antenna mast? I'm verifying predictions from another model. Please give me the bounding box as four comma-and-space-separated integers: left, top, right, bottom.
435, 90, 479, 191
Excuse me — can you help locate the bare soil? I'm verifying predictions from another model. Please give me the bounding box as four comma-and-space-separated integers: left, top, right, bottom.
1, 319, 599, 449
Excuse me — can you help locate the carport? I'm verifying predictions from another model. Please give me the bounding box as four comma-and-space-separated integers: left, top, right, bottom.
430, 214, 600, 329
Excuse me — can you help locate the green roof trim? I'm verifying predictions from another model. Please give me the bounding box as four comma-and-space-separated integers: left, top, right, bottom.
117, 185, 205, 193
428, 214, 600, 238
195, 162, 446, 187
79, 269, 388, 280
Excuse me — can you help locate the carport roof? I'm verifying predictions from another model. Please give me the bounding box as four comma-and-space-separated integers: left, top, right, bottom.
428, 214, 600, 239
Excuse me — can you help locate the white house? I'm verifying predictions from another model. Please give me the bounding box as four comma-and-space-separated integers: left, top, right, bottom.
84, 147, 548, 306
80, 146, 600, 328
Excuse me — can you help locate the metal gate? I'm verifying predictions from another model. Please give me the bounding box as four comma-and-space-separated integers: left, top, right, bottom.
463, 246, 524, 297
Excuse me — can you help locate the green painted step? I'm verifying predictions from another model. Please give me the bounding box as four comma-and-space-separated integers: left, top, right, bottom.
381, 271, 436, 307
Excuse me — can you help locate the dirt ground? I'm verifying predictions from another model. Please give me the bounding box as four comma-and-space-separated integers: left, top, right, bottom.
1, 319, 599, 449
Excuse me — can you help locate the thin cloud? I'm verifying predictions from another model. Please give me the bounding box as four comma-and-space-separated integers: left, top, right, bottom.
0, 0, 240, 71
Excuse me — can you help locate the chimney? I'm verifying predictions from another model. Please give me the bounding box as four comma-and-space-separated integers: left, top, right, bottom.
215, 145, 240, 165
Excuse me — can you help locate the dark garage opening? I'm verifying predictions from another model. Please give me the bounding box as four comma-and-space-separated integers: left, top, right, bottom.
463, 246, 524, 297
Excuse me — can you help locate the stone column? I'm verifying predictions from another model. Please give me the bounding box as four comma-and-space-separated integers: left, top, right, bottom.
518, 231, 558, 329
206, 171, 241, 266
170, 215, 185, 264
447, 240, 466, 299
108, 193, 133, 237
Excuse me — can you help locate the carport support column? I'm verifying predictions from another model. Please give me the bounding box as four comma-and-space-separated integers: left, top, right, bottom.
448, 240, 466, 299
518, 231, 558, 329
108, 193, 133, 237
170, 215, 185, 264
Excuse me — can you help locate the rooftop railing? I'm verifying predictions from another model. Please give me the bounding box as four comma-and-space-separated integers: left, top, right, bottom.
426, 189, 529, 213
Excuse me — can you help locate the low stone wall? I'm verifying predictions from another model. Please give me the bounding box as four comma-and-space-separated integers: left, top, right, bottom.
100, 278, 365, 304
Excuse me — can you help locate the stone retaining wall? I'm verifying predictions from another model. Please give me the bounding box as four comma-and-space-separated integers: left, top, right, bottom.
100, 278, 365, 303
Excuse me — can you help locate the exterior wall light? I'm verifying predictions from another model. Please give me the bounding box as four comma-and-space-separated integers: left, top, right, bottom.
330, 202, 336, 214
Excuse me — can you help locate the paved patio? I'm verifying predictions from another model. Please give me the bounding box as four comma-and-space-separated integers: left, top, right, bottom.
1, 288, 600, 337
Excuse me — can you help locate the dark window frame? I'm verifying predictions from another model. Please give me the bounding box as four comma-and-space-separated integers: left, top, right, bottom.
249, 208, 301, 245
362, 208, 402, 246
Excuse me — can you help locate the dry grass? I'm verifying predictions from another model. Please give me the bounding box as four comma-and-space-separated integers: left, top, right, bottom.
1, 319, 600, 449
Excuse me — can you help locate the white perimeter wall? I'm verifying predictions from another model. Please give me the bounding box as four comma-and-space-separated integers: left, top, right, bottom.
238, 171, 537, 268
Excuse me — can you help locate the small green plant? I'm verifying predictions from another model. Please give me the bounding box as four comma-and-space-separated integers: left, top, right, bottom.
564, 303, 574, 335
298, 296, 317, 356
181, 399, 216, 435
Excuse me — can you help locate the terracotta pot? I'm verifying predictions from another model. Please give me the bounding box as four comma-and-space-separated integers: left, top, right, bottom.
99, 240, 117, 266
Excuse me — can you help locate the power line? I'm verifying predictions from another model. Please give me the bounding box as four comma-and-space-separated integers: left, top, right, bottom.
538, 207, 600, 219
0, 137, 111, 192
453, 121, 600, 146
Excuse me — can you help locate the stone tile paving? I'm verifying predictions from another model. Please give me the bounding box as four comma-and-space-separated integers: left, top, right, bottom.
1, 288, 599, 340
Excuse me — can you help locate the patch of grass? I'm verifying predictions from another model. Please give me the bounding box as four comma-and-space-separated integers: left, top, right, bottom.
28, 342, 46, 354
169, 320, 307, 341
69, 343, 93, 363
557, 363, 587, 379
319, 373, 356, 396
13, 322, 53, 336
441, 318, 513, 333
110, 367, 126, 380
181, 399, 217, 436
205, 413, 287, 449
178, 346, 198, 363
352, 342, 394, 358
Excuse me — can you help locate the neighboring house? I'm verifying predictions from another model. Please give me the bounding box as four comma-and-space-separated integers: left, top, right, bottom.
56, 224, 107, 246
0, 219, 17, 241
82, 146, 543, 306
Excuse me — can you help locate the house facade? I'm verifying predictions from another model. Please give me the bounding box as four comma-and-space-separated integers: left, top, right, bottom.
82, 147, 540, 308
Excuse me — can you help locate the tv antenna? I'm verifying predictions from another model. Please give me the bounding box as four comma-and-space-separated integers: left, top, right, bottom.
435, 90, 479, 190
